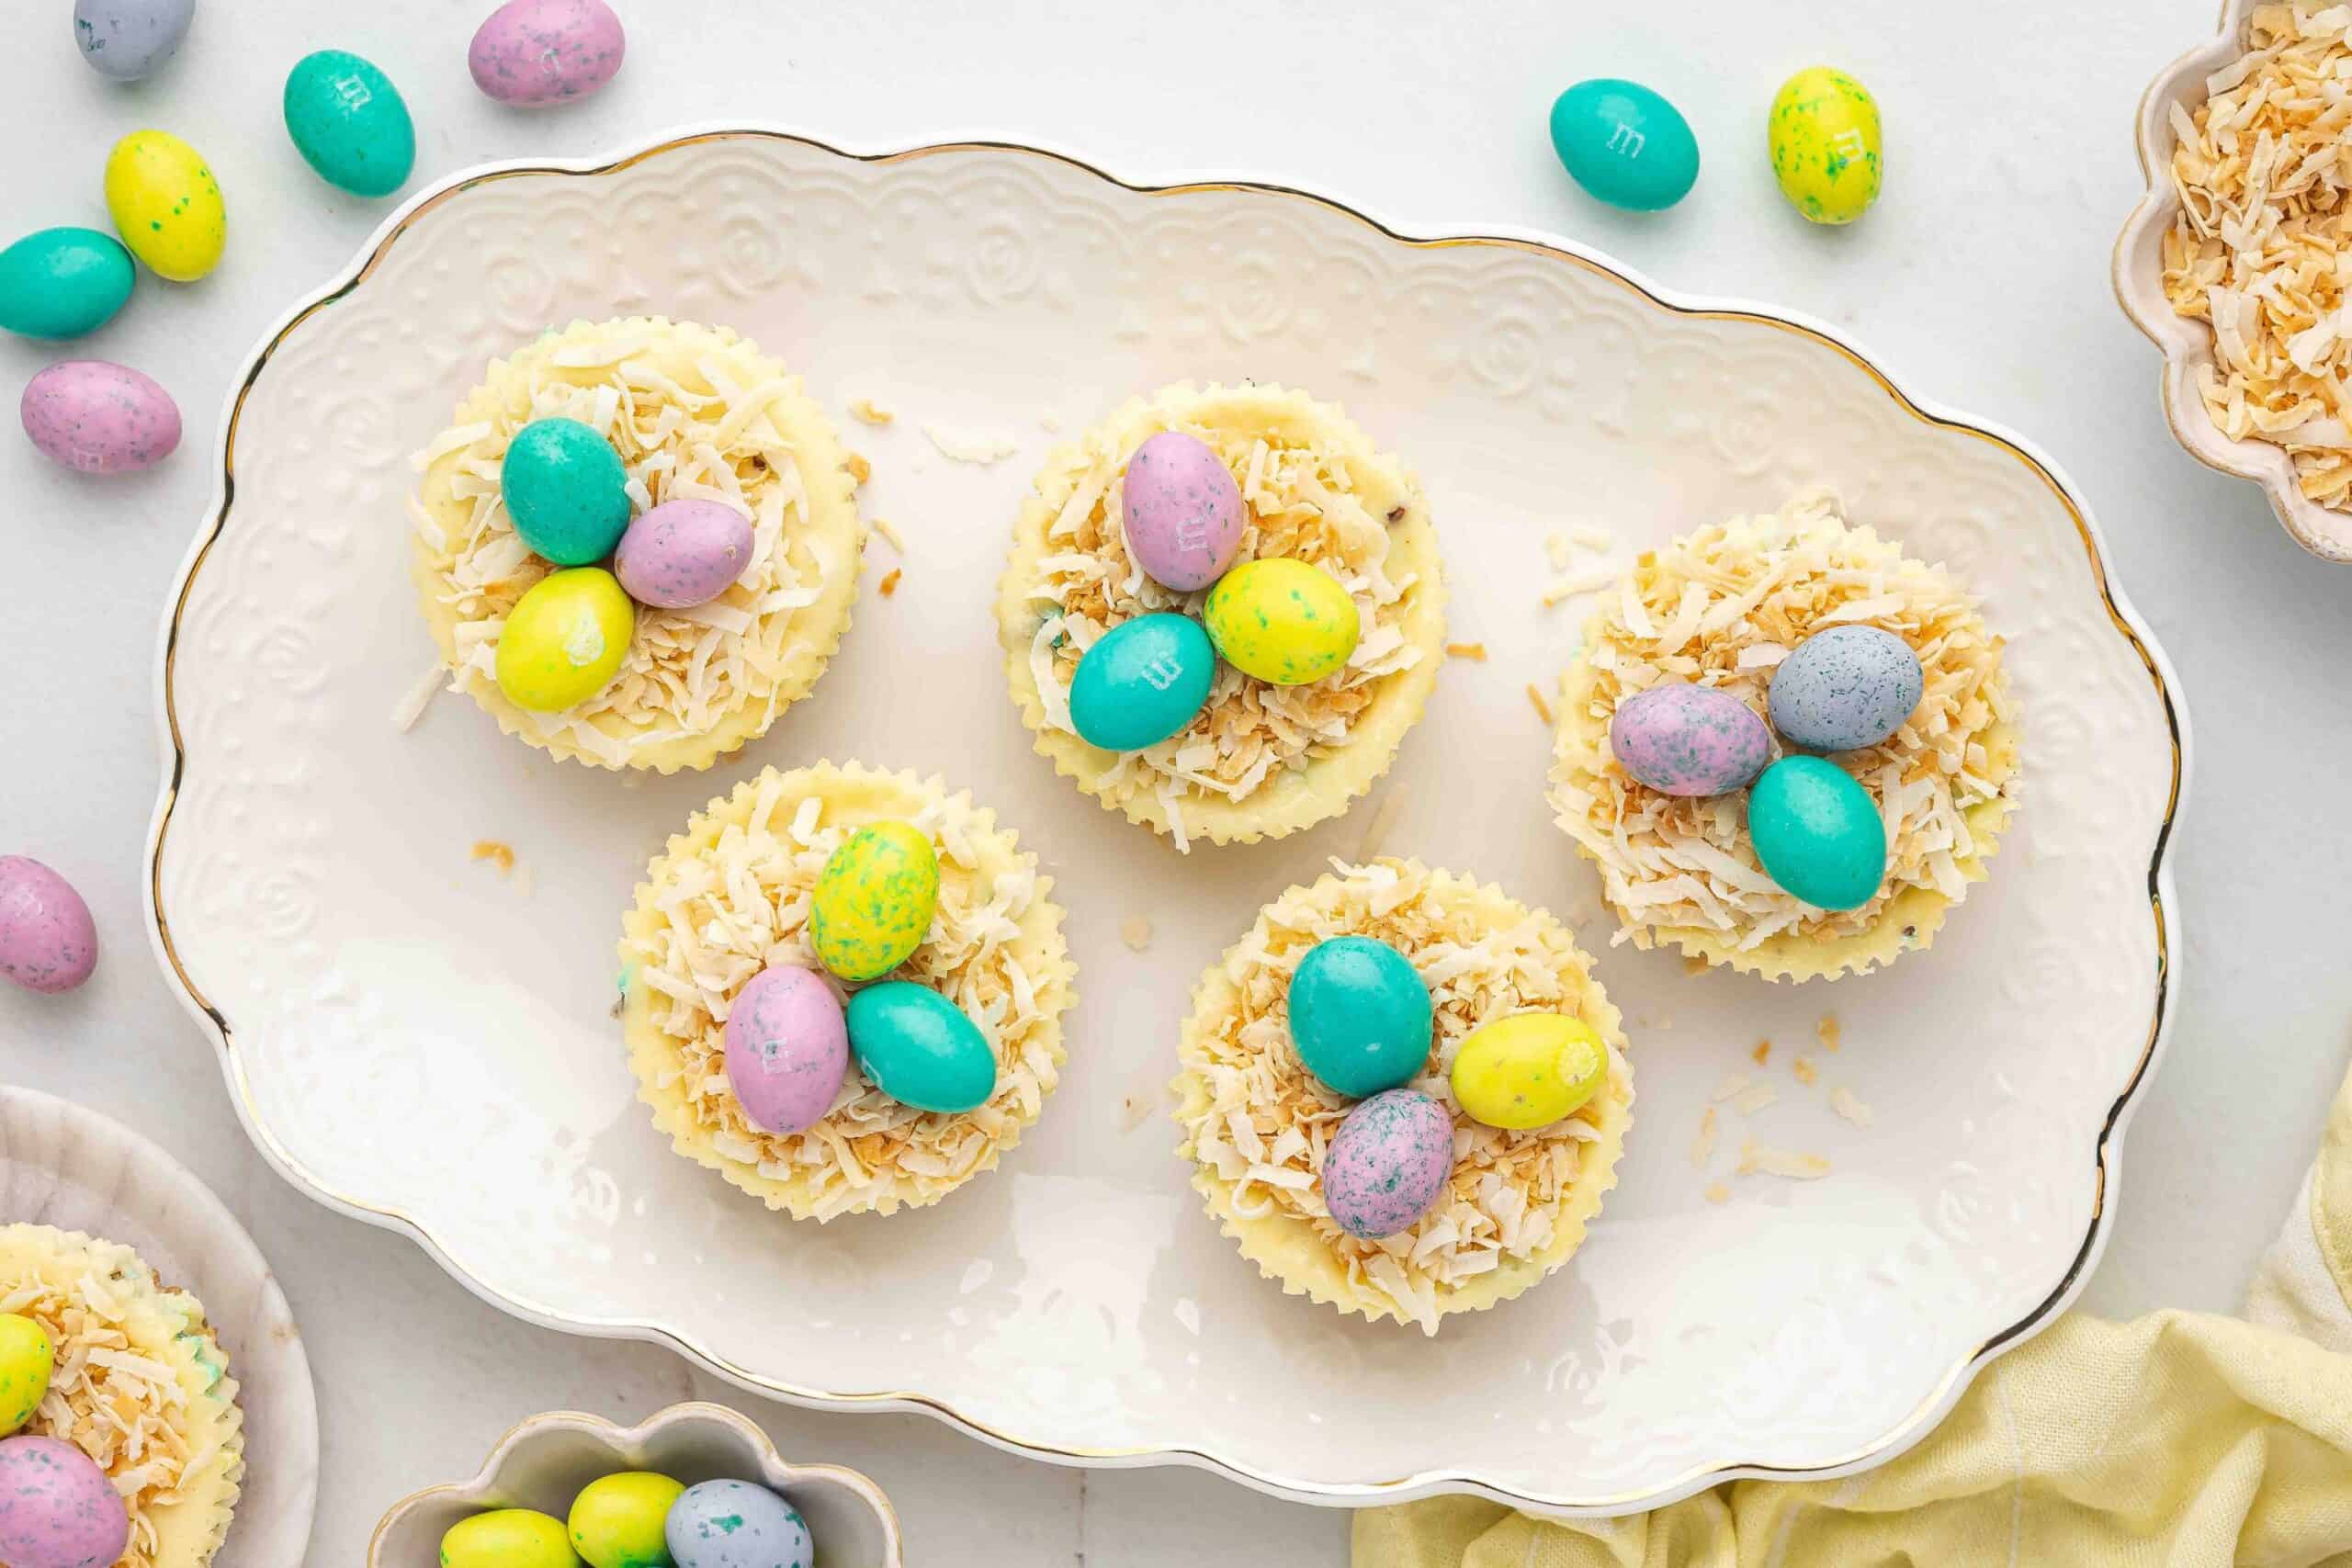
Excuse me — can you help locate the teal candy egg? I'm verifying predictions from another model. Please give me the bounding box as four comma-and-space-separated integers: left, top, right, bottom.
502, 417, 632, 565
1747, 756, 1886, 910
1069, 613, 1216, 752
0, 228, 133, 340
847, 981, 997, 1113
284, 51, 417, 198
1549, 78, 1701, 211
1287, 936, 1432, 1099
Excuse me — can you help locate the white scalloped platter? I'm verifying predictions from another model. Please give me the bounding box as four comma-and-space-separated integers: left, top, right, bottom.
145, 130, 2185, 1513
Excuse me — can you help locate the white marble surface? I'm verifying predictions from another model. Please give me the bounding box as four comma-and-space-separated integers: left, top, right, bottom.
1, 2, 2346, 1562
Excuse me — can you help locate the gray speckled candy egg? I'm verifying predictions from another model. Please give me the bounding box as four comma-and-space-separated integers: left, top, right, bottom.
1769, 625, 1924, 752
664, 1479, 814, 1568
72, 0, 194, 81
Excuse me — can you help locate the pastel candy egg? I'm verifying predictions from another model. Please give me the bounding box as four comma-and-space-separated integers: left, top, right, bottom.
846, 981, 998, 1114
1769, 66, 1884, 225
1121, 431, 1244, 592
443, 1509, 583, 1568
0, 857, 98, 995
1286, 936, 1431, 1099
0, 1315, 53, 1436
21, 361, 180, 474
1321, 1089, 1452, 1239
665, 1479, 813, 1568
1748, 755, 1887, 910
1202, 557, 1360, 686
1768, 625, 1923, 751
0, 229, 133, 339
0, 1436, 129, 1568
103, 130, 225, 282
72, 0, 193, 80
810, 822, 939, 982
613, 499, 755, 609
1549, 78, 1701, 211
568, 1472, 684, 1568
502, 417, 632, 565
470, 0, 627, 107
283, 50, 415, 198
494, 567, 634, 712
1609, 682, 1770, 796
724, 965, 848, 1135
1068, 612, 1215, 751
1450, 1013, 1608, 1132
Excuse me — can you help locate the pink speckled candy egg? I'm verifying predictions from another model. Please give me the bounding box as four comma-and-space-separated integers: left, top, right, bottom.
1122, 431, 1244, 592
613, 498, 755, 609
19, 361, 178, 475
0, 1436, 129, 1568
724, 965, 849, 1135
469, 0, 626, 107
0, 857, 97, 995
1609, 682, 1771, 797
1321, 1088, 1453, 1239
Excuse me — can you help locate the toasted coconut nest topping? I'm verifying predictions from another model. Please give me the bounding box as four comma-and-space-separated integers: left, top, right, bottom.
1174, 859, 1630, 1334
2164, 1, 2352, 508
1549, 490, 2017, 953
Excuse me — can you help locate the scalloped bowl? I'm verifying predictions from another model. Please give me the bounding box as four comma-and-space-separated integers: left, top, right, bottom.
2114, 0, 2352, 561
367, 1403, 902, 1567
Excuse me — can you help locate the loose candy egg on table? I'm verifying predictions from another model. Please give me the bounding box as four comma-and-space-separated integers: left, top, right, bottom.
1287, 935, 1432, 1099
0, 856, 98, 995
1203, 557, 1360, 686
1768, 625, 1923, 752
493, 566, 634, 712
666, 1479, 813, 1568
810, 822, 939, 983
0, 1314, 52, 1435
72, 0, 193, 81
283, 50, 415, 198
1322, 1088, 1453, 1240
613, 499, 755, 609
1609, 682, 1771, 796
724, 965, 848, 1136
0, 229, 133, 340
569, 1472, 684, 1568
846, 980, 998, 1114
1747, 755, 1887, 910
0, 1435, 130, 1568
1068, 612, 1216, 752
502, 417, 633, 565
1451, 1012, 1609, 1132
1769, 66, 1883, 225
443, 1508, 583, 1568
21, 361, 179, 474
103, 130, 225, 282
1548, 77, 1701, 211
470, 0, 627, 107
1121, 430, 1244, 592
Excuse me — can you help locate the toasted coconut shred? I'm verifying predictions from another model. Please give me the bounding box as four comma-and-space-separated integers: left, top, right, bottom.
1549, 491, 2018, 964
2165, 2, 2352, 507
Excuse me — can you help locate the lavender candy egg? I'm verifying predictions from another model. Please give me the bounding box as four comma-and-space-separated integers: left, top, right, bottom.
1769, 625, 1925, 752
614, 499, 755, 609
0, 857, 98, 995
1122, 431, 1244, 592
0, 1436, 130, 1568
1321, 1088, 1453, 1240
469, 0, 626, 107
724, 965, 849, 1135
1609, 682, 1772, 797
20, 361, 179, 475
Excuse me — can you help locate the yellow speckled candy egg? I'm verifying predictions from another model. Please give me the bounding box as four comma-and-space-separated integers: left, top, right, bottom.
0, 1314, 52, 1436
1450, 1012, 1609, 1131
103, 130, 227, 281
567, 1472, 682, 1568
1203, 558, 1360, 686
1768, 66, 1883, 225
442, 1508, 582, 1568
811, 820, 940, 982
495, 567, 635, 712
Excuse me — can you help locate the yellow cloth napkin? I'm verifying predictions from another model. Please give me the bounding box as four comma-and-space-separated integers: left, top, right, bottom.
1355, 1059, 2352, 1567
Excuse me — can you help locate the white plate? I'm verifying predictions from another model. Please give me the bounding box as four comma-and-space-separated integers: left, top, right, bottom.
0, 1086, 319, 1561
144, 129, 2185, 1514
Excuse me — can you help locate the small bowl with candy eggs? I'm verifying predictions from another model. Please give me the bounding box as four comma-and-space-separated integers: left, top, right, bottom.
368, 1402, 901, 1568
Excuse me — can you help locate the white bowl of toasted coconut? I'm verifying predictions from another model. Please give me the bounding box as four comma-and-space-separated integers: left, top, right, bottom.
2116, 0, 2352, 561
